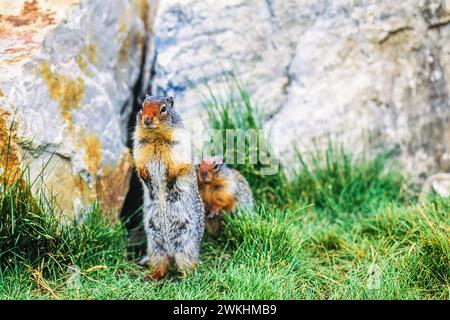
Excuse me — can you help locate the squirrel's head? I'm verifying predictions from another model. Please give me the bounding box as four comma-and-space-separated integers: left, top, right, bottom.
196, 156, 226, 184
138, 95, 179, 131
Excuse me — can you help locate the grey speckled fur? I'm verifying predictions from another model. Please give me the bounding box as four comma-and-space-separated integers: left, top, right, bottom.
133, 96, 205, 274
142, 161, 204, 272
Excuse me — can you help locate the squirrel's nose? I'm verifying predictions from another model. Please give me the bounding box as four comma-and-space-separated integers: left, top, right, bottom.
201, 171, 208, 180
144, 117, 152, 126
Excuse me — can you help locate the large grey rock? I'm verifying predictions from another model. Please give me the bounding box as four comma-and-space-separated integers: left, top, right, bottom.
0, 0, 158, 218
151, 0, 450, 178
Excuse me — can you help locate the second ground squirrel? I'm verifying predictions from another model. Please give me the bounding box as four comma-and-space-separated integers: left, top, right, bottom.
133, 95, 204, 279
196, 156, 254, 235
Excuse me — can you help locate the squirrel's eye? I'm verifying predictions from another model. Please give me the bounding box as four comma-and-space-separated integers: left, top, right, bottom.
160, 105, 167, 114
213, 163, 220, 171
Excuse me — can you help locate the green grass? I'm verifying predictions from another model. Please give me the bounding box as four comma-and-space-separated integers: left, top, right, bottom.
0, 83, 448, 299
202, 77, 288, 205
288, 145, 412, 215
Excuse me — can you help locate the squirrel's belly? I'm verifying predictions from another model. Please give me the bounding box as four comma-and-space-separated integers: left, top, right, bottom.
143, 162, 203, 229
145, 161, 193, 205
147, 162, 166, 194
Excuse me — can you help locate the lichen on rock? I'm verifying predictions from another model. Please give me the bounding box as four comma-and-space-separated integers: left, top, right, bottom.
0, 109, 21, 187
39, 62, 85, 126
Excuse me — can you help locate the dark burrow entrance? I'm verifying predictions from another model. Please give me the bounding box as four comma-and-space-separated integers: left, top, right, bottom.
119, 48, 157, 259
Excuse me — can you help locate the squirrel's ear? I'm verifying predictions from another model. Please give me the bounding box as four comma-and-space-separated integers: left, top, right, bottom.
167, 96, 174, 108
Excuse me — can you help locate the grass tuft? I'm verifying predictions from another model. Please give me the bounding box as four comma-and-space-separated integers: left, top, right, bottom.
0, 167, 127, 280
406, 196, 449, 295
289, 144, 410, 215
223, 206, 298, 263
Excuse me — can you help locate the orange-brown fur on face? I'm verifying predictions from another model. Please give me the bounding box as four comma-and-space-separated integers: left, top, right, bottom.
196, 161, 236, 216
140, 100, 171, 129
133, 99, 192, 182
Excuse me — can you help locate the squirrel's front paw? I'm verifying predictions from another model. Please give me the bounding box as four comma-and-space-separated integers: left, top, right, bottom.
138, 167, 150, 183
167, 163, 192, 181
207, 207, 220, 218
207, 212, 217, 219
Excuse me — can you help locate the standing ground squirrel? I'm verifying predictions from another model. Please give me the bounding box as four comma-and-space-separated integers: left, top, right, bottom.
133, 95, 204, 279
196, 156, 254, 235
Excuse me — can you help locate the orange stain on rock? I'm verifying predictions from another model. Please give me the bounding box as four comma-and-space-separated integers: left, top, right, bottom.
0, 1, 56, 62
0, 0, 81, 63
82, 133, 102, 175
138, 0, 149, 30
96, 150, 133, 219
1, 0, 55, 27
39, 62, 85, 127
87, 43, 97, 63
0, 109, 21, 187
119, 32, 132, 64
76, 44, 97, 76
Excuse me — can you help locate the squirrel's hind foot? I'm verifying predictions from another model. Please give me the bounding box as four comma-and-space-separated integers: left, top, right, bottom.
142, 270, 167, 281
175, 254, 199, 279
145, 256, 170, 280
